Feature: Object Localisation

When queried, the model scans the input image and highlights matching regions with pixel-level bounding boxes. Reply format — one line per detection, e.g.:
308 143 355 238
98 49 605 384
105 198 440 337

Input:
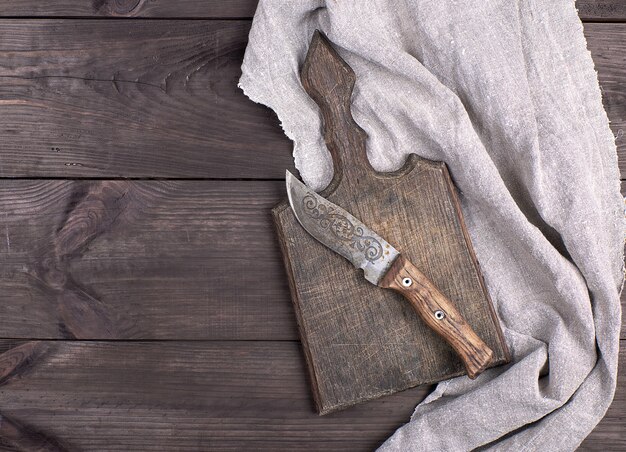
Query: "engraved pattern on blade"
286 171 400 285
301 193 384 262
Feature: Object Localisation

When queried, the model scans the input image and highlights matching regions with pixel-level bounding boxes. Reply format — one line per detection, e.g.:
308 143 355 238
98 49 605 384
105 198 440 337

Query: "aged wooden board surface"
0 340 431 451
585 23 626 176
0 20 624 178
273 32 507 414
0 20 292 179
0 4 621 451
0 180 296 340
0 340 621 451
0 0 619 20
0 179 623 342
577 0 626 21
0 0 258 18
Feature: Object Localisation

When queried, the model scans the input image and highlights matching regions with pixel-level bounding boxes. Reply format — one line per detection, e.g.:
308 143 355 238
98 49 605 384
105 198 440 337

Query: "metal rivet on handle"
434 310 445 320
402 277 412 287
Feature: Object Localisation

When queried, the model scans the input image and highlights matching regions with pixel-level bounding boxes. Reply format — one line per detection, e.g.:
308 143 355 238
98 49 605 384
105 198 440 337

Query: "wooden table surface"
0 1 622 450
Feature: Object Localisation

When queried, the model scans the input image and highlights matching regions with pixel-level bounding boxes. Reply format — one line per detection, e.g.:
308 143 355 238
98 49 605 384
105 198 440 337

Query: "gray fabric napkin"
239 0 624 449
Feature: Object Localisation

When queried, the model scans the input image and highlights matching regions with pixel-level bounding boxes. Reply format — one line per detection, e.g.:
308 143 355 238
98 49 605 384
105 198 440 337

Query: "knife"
286 170 494 379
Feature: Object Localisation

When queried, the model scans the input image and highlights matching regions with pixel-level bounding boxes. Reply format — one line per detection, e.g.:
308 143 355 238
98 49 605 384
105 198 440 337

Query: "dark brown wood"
0 340 432 451
577 0 626 21
380 255 494 379
0 11 620 452
0 180 295 340
584 24 626 177
0 339 621 451
0 414 68 452
0 178 623 343
0 1 619 21
0 0 259 18
274 31 509 414
0 342 69 451
0 21 620 178
0 178 622 343
0 19 293 179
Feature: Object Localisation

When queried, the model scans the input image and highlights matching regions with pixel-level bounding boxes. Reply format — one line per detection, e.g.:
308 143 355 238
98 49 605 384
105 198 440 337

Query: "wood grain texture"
584 23 626 176
0 19 293 178
0 0 620 20
274 32 508 415
0 340 431 451
0 14 620 452
0 343 69 451
0 20 622 178
0 180 295 340
0 339 620 451
0 0 259 18
577 0 626 21
0 178 624 342
380 255 495 379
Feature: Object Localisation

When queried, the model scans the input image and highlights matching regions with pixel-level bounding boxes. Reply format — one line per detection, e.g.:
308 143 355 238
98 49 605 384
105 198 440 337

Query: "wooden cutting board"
273 31 509 415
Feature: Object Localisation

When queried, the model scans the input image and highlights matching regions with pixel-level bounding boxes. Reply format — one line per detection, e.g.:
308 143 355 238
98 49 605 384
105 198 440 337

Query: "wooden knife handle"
380 255 494 379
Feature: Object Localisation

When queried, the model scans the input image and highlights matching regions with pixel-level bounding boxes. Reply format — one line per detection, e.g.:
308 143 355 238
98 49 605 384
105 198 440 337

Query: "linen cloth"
239 0 624 449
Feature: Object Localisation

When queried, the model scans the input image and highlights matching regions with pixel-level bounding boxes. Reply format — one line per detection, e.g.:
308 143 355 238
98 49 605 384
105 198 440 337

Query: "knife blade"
286 170 494 379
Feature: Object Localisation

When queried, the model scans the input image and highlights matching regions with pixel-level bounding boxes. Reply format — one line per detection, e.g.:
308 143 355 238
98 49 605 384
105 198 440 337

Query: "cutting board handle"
301 30 371 189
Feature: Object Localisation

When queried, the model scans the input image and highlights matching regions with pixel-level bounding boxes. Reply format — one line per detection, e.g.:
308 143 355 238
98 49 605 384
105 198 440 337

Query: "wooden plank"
0 340 431 451
0 180 295 340
0 20 293 179
584 24 626 177
0 339 621 450
0 0 259 18
577 0 626 21
0 0 621 20
0 21 623 178
0 178 622 341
